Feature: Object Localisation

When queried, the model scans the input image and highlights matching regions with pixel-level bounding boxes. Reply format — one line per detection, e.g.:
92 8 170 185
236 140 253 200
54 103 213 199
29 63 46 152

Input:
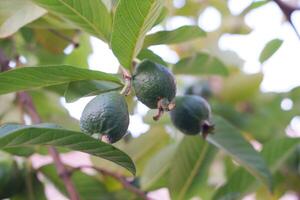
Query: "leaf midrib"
57 0 106 40
177 142 209 200
129 0 160 68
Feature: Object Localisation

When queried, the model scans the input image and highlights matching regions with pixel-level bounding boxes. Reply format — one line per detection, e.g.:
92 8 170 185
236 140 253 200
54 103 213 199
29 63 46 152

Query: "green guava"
133 60 176 120
169 95 213 137
80 92 129 143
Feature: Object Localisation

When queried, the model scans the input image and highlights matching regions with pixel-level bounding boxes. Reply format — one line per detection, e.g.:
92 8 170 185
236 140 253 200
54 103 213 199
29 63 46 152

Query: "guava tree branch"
273 0 300 39
73 165 151 200
17 90 80 200
0 49 80 200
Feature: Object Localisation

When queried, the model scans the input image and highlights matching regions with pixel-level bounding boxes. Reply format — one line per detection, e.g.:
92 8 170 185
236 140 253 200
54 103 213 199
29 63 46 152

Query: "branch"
273 0 300 39
0 48 10 72
0 47 80 200
73 165 151 200
17 91 80 200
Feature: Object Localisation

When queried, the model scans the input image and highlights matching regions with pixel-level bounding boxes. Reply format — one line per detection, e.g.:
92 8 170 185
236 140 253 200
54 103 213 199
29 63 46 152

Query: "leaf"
40 164 114 200
213 138 300 200
0 0 46 38
220 72 263 102
64 80 122 103
207 116 272 191
30 90 79 129
0 124 136 175
173 53 228 76
34 29 76 53
111 0 164 69
32 0 112 41
169 136 216 200
0 65 123 95
141 144 176 190
64 34 92 68
143 25 206 47
137 48 168 66
259 39 283 63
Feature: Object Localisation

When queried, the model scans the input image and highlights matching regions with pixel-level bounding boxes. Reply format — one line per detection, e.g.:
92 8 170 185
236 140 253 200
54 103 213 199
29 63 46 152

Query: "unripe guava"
80 92 129 143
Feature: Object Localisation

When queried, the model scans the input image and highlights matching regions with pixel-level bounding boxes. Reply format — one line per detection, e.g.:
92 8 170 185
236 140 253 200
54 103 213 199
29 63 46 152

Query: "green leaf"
64 80 122 103
141 144 176 190
173 53 229 76
259 39 283 63
40 164 114 200
0 124 136 175
32 0 112 41
213 138 300 200
64 34 92 68
111 0 164 69
0 0 46 38
137 49 168 66
207 116 272 191
220 72 263 102
169 136 216 200
143 25 206 47
0 65 123 95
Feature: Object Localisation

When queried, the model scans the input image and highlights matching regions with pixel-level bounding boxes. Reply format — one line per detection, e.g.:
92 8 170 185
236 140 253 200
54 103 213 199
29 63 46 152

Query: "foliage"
0 0 299 199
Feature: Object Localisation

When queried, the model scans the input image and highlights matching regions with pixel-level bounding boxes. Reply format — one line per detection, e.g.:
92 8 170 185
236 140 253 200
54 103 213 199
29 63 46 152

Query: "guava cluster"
80 59 213 143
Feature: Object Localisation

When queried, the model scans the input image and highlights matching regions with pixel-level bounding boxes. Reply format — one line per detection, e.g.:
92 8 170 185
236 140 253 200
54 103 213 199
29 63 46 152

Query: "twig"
17 91 80 200
0 47 80 200
0 49 10 72
73 165 151 200
273 0 300 39
48 29 80 48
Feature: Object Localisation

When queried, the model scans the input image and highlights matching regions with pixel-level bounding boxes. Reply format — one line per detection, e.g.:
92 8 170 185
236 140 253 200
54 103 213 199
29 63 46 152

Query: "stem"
48 29 80 48
17 89 80 200
74 165 151 200
273 0 300 40
120 67 132 96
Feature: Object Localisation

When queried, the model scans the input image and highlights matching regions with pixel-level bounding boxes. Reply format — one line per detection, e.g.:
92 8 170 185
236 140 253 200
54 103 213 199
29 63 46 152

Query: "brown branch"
17 91 80 200
73 165 151 200
48 29 80 48
0 47 80 200
0 49 10 72
273 0 300 39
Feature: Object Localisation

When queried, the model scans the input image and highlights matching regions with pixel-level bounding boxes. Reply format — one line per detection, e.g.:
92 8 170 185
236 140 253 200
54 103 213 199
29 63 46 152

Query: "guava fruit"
132 60 176 120
170 95 213 137
0 152 24 198
80 92 129 143
185 81 212 99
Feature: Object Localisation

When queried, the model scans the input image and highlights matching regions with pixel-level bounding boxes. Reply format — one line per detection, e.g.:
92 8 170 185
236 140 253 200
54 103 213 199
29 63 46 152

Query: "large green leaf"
0 124 136 175
64 80 122 103
213 138 300 200
111 0 164 69
207 116 272 190
173 53 228 76
169 136 216 200
143 25 206 47
0 65 123 95
0 0 46 38
32 0 112 41
259 39 283 63
141 144 177 190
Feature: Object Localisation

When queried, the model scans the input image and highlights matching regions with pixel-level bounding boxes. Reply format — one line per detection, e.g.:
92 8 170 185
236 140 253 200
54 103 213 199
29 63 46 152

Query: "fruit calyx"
120 67 132 96
153 97 175 121
201 120 214 139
